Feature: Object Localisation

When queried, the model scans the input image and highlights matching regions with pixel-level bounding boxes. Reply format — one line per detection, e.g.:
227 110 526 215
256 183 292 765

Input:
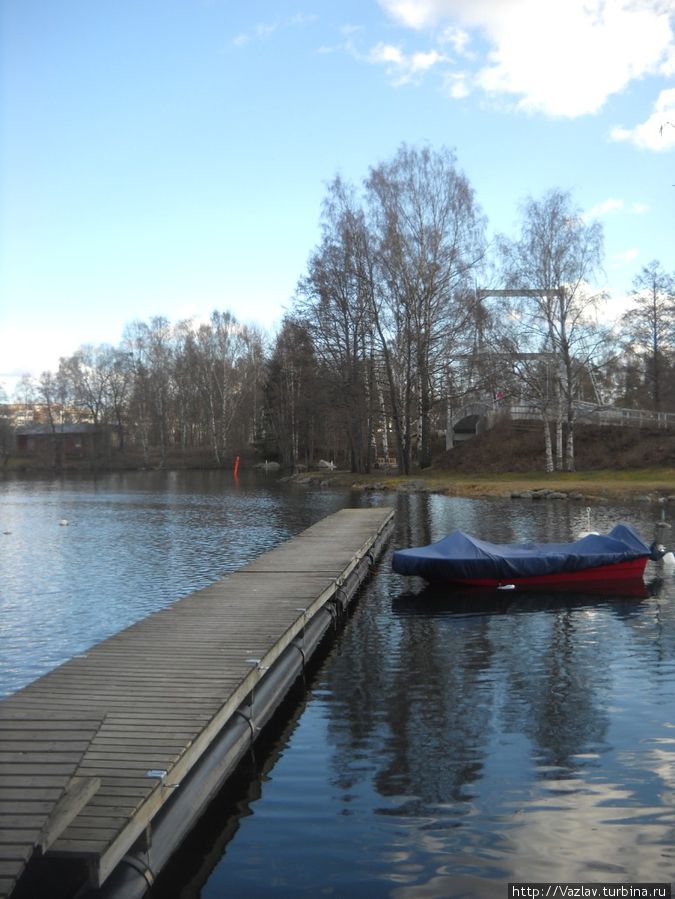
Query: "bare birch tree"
498 189 605 471
366 145 486 470
620 260 675 412
122 317 175 466
296 176 377 473
266 318 319 469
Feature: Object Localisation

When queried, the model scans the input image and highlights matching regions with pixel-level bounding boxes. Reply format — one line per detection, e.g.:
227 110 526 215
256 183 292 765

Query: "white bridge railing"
573 401 675 429
508 401 675 429
449 400 675 444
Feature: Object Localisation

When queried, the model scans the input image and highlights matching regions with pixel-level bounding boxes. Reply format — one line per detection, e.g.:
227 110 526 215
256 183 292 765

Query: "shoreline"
3 460 674 503
290 468 675 502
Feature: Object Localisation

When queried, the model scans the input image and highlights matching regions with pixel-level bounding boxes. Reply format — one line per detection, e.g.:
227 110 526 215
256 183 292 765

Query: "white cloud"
661 45 675 75
366 42 448 84
610 87 675 149
233 13 316 47
438 25 472 55
0 323 84 395
255 21 278 40
411 49 445 71
369 42 405 66
289 13 317 27
588 198 625 217
585 198 651 221
379 0 443 29
444 70 471 98
612 248 641 262
376 0 675 118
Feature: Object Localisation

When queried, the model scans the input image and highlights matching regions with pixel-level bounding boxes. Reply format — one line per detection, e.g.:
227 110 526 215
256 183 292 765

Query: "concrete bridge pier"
446 402 498 450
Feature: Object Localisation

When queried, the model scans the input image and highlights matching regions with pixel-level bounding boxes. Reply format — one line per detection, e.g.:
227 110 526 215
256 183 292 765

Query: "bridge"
446 400 675 448
446 286 675 445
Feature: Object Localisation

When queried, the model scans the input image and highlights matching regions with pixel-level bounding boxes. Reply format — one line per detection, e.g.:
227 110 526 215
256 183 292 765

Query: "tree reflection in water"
310 492 675 894
132 486 675 897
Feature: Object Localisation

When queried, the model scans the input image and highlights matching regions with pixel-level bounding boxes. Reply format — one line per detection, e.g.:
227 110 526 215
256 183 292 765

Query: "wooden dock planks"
0 708 103 899
0 507 394 896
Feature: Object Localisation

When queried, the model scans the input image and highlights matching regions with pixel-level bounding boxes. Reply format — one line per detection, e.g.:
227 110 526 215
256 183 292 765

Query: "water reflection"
2 475 675 897
0 470 350 697
179 490 675 898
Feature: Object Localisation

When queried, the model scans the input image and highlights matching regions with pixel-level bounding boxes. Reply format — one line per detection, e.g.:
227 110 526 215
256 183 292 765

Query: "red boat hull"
448 557 648 591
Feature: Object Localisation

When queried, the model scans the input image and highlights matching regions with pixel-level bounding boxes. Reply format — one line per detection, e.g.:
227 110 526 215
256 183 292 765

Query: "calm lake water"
2 471 675 898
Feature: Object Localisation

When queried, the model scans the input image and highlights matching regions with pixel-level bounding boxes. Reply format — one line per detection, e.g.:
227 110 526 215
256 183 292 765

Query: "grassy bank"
304 467 675 500
314 421 675 500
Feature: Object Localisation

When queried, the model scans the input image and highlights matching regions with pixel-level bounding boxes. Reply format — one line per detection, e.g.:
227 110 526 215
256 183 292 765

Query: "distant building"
15 423 114 463
0 403 93 428
0 403 53 427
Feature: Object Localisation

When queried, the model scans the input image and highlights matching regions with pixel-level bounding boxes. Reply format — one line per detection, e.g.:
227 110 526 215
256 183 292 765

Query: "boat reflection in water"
391 576 663 615
5 475 674 898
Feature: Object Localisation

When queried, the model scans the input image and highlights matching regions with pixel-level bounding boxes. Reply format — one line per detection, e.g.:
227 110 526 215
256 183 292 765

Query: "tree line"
9 145 675 473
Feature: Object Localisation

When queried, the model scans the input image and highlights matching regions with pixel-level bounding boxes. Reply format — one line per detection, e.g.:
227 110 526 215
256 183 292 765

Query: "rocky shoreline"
285 471 675 505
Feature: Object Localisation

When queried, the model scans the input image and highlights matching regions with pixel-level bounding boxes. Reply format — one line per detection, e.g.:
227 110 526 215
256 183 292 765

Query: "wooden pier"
0 507 394 899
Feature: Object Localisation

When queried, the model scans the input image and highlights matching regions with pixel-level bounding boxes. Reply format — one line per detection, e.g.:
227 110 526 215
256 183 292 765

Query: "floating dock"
0 507 394 899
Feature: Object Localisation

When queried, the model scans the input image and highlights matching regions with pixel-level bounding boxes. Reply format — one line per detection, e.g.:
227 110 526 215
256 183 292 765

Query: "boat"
391 523 666 590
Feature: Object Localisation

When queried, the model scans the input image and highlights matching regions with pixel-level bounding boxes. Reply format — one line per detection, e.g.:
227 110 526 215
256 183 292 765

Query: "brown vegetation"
435 422 675 473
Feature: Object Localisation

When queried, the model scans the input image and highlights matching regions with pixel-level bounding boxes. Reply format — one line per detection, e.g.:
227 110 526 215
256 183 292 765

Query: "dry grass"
316 421 675 499
327 468 675 499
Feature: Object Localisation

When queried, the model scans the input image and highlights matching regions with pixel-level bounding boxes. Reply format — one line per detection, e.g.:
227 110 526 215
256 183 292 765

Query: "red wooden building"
15 424 109 462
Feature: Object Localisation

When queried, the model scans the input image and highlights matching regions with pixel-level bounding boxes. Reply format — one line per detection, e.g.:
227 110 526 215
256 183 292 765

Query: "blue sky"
2 0 674 397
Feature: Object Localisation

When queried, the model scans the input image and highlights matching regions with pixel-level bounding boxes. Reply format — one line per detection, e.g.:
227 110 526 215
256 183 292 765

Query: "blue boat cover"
391 523 652 582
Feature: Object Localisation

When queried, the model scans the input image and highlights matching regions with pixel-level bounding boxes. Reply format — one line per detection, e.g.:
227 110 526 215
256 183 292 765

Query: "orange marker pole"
234 455 240 478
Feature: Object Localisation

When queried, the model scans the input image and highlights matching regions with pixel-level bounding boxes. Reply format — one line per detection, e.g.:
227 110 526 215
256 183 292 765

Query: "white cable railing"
450 399 675 433
573 401 675 429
